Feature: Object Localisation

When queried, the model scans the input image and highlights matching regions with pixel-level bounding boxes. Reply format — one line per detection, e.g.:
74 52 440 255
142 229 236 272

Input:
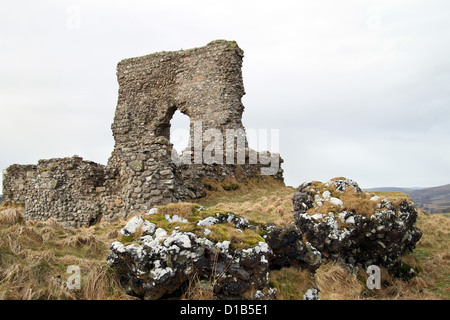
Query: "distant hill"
365 184 450 213
365 187 422 193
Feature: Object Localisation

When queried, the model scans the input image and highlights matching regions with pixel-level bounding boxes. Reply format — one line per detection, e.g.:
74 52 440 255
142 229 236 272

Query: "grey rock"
107 227 273 300
291 178 422 271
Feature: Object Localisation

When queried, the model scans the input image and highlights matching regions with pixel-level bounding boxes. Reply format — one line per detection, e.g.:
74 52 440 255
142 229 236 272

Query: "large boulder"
107 207 275 300
266 223 322 270
290 178 422 271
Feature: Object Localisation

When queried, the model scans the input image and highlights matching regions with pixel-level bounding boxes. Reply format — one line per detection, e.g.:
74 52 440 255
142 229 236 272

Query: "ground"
0 177 448 300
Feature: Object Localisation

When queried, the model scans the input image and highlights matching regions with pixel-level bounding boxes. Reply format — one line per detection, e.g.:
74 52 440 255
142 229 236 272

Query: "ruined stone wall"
2 164 37 204
106 40 283 216
3 156 106 227
2 40 283 226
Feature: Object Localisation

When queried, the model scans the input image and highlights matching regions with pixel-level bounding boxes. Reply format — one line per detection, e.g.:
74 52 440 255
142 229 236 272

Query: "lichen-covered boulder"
107 205 275 300
266 223 322 270
291 178 422 270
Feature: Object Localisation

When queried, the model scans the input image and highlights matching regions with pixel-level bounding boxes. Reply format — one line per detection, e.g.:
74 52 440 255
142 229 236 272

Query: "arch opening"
170 109 191 155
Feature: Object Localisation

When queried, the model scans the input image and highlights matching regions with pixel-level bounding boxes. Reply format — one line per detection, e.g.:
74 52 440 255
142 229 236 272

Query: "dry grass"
306 184 380 219
412 211 450 299
0 206 133 300
0 185 448 300
197 177 296 227
206 223 265 250
314 262 364 300
269 267 315 300
155 202 199 219
374 191 412 202
61 233 103 252
0 208 23 225
83 266 132 300
182 250 230 300
339 187 378 218
310 210 449 300
182 271 215 300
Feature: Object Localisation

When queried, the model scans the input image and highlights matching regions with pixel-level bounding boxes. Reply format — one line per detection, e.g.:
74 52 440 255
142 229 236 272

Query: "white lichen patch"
150 266 174 281
303 288 320 300
260 255 268 264
165 214 188 223
345 216 355 224
121 216 143 236
121 215 156 236
126 244 146 260
155 228 168 239
197 216 219 227
111 241 126 254
146 207 158 215
164 231 192 249
329 197 344 207
241 242 271 262
216 240 231 253
142 220 156 234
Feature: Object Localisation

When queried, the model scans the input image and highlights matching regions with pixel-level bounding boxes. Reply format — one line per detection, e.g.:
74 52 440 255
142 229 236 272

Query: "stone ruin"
1 41 423 300
2 40 283 227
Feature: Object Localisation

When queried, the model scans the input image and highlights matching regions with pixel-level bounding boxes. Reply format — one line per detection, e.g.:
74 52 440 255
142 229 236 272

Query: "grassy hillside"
367 184 450 214
409 184 450 214
0 203 134 300
0 179 448 300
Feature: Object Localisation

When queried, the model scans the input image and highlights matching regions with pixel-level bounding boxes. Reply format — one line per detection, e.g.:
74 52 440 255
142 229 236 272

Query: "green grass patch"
207 223 264 250
134 203 266 250
269 267 315 300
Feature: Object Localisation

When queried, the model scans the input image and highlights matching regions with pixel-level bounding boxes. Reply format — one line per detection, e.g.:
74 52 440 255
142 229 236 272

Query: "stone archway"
106 40 256 215
170 109 191 156
2 40 284 224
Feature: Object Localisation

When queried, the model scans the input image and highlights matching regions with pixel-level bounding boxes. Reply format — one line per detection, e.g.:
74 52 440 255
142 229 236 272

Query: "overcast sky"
1 0 449 189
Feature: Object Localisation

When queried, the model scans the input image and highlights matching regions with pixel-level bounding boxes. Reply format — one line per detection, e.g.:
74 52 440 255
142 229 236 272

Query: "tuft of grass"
314 262 364 300
83 266 133 300
155 203 199 219
138 203 265 250
207 223 265 250
330 177 347 181
0 206 132 300
182 271 215 300
197 177 296 227
143 205 204 236
412 211 450 299
339 187 378 218
0 208 24 225
306 183 379 219
374 191 412 202
269 267 315 300
308 180 325 191
182 250 224 300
